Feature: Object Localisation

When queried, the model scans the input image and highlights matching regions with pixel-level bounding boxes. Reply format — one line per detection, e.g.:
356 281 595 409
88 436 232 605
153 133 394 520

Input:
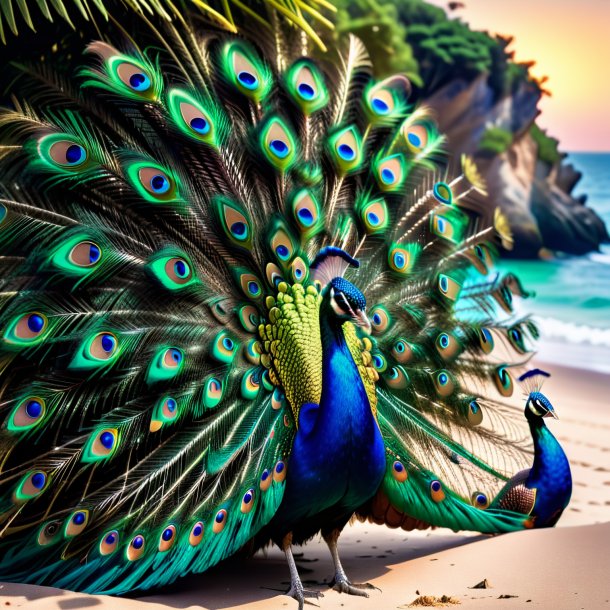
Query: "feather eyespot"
150 396 179 431
391 339 414 364
369 305 391 334
158 525 176 552
3 312 48 345
287 61 328 113
99 530 119 555
203 377 224 409
116 62 152 93
14 470 48 501
126 162 180 204
189 522 204 546
290 257 308 284
238 305 259 333
479 327 494 354
49 140 87 167
435 332 461 360
508 325 527 353
471 492 489 509
7 396 46 431
375 154 406 191
149 252 197 290
273 461 286 483
385 366 408 389
261 118 297 170
70 331 120 369
433 182 453 205
240 489 255 513
438 274 462 301
127 534 146 561
82 428 118 462
212 509 227 534
147 347 185 383
430 480 445 502
291 189 320 234
271 228 295 263
392 460 408 482
236 270 263 301
167 90 217 145
38 520 63 546
329 126 362 172
70 241 102 267
260 469 272 491
494 365 514 397
434 370 455 397
465 399 484 426
224 43 271 101
372 353 388 372
211 331 238 364
241 369 261 400
65 510 89 537
358 198 388 235
271 388 285 410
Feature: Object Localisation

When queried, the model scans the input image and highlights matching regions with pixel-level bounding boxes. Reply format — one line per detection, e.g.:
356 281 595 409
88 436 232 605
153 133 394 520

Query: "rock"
470 579 492 589
422 76 609 258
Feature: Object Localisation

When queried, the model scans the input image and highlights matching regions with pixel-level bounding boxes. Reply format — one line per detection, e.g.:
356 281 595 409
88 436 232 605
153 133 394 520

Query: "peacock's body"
0 11 571 607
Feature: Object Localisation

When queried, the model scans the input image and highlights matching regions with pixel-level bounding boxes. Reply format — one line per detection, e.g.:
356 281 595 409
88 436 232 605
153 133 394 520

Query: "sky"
426 0 610 152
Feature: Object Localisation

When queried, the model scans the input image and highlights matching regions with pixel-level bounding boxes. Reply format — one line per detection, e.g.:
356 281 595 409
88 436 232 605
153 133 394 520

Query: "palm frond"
0 0 336 48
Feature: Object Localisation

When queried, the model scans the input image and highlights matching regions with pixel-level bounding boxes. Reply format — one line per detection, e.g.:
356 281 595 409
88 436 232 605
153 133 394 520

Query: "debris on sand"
407 595 461 607
470 579 492 589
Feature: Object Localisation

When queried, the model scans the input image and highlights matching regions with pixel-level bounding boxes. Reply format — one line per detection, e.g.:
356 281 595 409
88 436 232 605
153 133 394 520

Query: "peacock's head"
525 391 558 421
311 246 371 334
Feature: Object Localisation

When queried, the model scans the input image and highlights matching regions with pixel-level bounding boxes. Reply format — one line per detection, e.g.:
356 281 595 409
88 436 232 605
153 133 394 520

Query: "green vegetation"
478 126 513 154
530 123 562 165
336 0 543 104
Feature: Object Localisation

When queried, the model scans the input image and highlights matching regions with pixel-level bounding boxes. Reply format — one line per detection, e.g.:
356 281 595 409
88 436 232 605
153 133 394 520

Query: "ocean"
500 152 610 373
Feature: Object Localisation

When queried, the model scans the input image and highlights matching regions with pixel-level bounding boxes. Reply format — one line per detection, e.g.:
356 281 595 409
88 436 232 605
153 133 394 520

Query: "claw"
282 532 323 610
331 577 379 597
286 584 324 609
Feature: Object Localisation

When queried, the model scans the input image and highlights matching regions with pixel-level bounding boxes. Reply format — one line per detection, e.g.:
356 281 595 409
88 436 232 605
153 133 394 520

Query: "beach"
1 361 608 610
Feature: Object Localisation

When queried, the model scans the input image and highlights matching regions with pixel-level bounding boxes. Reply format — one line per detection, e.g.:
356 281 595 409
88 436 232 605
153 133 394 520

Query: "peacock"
0 9 572 608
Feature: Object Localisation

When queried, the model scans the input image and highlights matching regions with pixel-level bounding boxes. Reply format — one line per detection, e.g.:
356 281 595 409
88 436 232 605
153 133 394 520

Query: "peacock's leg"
323 528 378 596
282 532 324 609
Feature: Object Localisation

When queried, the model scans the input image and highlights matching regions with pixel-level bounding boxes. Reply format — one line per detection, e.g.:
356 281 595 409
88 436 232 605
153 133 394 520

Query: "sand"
1 361 609 610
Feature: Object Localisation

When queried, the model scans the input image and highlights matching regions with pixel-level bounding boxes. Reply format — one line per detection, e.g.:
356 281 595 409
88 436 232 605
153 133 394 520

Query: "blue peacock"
0 10 572 608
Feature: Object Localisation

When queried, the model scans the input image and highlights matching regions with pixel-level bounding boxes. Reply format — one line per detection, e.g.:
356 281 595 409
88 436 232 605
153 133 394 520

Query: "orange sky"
426 0 610 151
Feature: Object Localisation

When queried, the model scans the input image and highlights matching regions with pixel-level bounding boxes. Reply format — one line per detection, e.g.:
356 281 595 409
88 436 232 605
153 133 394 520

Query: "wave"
535 316 610 349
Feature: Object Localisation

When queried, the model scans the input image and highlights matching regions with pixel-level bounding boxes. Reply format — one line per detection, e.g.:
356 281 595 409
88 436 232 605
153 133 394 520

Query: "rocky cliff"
425 74 609 258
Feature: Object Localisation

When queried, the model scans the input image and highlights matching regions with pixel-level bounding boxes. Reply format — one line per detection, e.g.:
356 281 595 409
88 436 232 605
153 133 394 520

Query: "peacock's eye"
70 331 120 369
240 489 255 513
211 330 238 363
189 522 204 546
158 525 177 552
38 520 63 546
14 470 49 501
99 530 119 555
65 510 89 537
7 396 46 431
126 162 180 204
3 312 49 346
147 346 185 383
49 141 87 166
37 134 90 172
149 252 197 290
82 428 119 462
127 534 146 561
115 61 152 93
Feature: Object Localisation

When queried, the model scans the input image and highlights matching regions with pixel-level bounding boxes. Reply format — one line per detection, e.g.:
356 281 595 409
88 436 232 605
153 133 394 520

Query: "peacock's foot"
285 584 324 609
331 576 379 597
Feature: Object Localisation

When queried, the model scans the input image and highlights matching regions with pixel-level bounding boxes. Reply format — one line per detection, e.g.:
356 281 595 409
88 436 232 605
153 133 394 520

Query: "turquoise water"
500 152 610 372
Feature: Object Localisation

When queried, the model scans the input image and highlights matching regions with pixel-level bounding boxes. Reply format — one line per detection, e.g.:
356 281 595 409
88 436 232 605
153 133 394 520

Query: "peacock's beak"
544 410 559 420
353 309 372 335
